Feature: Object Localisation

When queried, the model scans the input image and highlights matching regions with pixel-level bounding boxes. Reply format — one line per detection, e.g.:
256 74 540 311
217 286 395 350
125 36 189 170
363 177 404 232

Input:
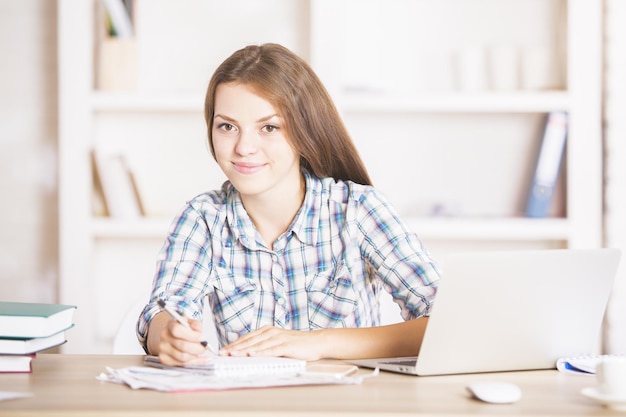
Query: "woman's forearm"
315 317 429 359
220 317 430 361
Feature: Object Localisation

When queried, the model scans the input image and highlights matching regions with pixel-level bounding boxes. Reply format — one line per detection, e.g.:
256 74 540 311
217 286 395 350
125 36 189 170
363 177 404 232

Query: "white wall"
603 0 626 354
0 0 58 303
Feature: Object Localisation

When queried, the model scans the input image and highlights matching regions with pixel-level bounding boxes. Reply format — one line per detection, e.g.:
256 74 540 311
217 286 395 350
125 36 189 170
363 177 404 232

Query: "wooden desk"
0 354 619 416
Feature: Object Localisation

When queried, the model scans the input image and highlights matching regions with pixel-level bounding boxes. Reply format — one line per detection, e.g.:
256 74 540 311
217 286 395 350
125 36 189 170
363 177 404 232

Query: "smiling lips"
233 162 266 175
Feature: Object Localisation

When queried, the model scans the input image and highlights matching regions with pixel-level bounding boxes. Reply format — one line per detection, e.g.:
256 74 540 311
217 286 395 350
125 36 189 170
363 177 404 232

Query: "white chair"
112 298 148 354
112 298 219 354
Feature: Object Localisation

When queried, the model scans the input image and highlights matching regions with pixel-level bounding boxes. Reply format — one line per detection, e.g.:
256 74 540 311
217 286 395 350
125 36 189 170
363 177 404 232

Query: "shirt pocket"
305 261 358 329
211 269 257 340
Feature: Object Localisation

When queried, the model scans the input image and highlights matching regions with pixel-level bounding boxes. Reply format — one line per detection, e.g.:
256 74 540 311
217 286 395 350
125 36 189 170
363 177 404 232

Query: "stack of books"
0 302 77 373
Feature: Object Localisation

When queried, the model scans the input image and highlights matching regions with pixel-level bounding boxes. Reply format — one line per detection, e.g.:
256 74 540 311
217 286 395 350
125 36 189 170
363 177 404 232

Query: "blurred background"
1 0 624 355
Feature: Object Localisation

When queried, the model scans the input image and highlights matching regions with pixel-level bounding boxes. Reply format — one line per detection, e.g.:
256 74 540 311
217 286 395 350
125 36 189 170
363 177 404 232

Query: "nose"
235 129 259 156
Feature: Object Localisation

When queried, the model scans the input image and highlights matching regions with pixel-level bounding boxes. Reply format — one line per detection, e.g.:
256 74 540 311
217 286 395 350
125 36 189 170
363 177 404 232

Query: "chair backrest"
112 298 148 354
112 298 220 354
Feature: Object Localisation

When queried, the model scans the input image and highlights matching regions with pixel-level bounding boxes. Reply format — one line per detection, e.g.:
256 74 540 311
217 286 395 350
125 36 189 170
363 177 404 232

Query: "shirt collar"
224 182 261 250
289 170 319 247
224 170 321 251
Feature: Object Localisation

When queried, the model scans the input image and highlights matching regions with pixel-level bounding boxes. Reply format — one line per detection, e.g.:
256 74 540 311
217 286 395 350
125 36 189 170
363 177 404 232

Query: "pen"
156 298 218 354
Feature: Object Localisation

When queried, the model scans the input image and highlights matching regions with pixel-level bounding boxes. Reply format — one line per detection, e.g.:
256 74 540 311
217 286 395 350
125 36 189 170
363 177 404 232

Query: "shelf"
90 90 569 114
90 91 204 112
405 217 570 241
92 217 171 239
91 216 569 242
339 91 571 114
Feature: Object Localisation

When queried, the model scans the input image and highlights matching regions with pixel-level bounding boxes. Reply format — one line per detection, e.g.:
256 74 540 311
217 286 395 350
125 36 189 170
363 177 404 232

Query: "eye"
261 124 280 133
216 122 236 132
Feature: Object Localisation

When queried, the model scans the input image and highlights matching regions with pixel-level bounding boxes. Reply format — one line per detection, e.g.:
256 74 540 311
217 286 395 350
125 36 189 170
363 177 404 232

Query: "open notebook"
144 355 306 378
348 248 621 376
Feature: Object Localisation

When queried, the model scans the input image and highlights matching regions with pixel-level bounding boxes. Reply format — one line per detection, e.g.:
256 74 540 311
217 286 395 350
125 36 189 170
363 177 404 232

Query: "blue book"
525 111 568 218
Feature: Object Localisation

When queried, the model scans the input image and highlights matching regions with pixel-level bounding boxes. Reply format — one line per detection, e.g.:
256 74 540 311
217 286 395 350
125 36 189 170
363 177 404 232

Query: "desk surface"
0 354 620 416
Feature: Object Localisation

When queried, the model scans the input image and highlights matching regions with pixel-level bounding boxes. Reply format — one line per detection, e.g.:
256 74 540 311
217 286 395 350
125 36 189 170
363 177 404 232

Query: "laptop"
348 248 621 376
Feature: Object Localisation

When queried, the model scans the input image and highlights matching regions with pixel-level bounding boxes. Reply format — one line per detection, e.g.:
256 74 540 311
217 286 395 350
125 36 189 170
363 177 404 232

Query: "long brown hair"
204 43 372 186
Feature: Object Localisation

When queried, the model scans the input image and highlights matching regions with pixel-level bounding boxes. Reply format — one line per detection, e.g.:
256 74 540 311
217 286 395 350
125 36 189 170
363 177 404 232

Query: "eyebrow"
213 114 280 123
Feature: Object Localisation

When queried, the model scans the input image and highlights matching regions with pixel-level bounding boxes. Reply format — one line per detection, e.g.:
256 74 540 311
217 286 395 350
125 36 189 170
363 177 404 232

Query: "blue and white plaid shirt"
138 170 440 349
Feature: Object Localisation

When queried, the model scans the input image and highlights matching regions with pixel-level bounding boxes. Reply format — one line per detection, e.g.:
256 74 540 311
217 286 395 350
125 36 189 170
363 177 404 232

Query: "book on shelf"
0 354 35 373
100 0 134 38
0 301 76 339
0 327 71 355
525 111 568 218
92 150 145 220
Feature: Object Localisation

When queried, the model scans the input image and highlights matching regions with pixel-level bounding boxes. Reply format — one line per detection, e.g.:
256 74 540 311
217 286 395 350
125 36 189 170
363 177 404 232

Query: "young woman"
137 43 440 366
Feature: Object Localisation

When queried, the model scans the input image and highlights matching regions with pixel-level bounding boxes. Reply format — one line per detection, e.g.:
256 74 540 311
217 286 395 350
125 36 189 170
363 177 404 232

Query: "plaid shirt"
137 171 440 349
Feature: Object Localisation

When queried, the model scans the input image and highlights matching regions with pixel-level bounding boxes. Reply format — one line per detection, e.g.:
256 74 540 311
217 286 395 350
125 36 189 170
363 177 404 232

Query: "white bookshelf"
311 0 602 250
338 91 571 113
58 0 603 353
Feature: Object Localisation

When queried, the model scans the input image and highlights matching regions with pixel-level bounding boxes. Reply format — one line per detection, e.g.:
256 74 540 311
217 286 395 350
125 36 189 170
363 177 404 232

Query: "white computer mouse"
466 381 522 404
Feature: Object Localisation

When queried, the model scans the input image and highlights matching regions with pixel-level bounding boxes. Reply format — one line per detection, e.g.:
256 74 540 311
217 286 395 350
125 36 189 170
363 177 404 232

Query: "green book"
0 327 72 355
0 302 77 339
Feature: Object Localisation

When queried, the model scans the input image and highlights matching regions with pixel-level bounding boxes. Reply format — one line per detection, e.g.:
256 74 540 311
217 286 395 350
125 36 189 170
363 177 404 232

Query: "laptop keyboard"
379 359 417 366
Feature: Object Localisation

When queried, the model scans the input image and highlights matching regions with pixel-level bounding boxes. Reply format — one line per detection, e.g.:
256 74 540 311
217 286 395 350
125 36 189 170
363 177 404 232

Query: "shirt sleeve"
136 200 215 351
352 187 440 320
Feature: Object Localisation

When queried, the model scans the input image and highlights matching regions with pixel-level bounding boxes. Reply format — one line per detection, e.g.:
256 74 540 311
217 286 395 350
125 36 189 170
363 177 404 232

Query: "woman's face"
212 82 301 200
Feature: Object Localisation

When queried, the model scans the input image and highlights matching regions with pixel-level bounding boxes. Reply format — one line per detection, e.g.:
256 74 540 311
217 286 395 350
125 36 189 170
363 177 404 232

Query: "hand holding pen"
156 298 218 355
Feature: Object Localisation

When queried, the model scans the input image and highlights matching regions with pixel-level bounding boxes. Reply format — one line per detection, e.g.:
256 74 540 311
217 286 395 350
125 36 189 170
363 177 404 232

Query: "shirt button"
277 298 286 306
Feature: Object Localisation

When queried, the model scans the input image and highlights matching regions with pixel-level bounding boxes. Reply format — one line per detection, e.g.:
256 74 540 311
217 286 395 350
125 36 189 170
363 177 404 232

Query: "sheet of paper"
0 391 33 402
97 365 375 392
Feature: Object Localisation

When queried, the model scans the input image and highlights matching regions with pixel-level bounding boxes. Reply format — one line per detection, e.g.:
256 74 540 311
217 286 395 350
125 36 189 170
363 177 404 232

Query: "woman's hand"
220 325 325 361
148 312 210 366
